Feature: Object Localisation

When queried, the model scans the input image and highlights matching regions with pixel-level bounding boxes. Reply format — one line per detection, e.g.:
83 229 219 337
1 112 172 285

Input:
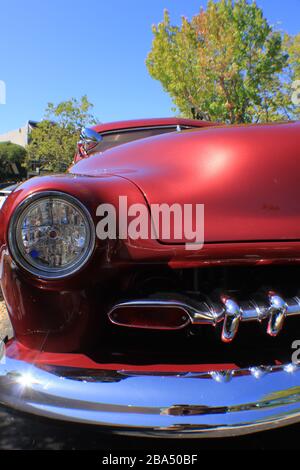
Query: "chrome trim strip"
267 293 287 337
1 352 300 437
220 296 241 343
0 196 7 210
109 292 300 343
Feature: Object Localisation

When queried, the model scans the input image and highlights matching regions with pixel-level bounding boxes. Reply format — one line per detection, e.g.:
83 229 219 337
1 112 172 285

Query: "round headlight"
8 192 95 279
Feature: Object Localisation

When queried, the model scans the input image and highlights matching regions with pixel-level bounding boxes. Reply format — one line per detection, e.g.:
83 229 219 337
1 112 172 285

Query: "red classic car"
1 117 300 438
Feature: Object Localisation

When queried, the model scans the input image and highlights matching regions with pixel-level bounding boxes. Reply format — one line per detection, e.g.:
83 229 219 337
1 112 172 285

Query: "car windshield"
93 126 179 152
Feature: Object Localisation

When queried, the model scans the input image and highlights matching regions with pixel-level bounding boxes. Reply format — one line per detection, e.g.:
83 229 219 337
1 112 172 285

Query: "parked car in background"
1 118 300 439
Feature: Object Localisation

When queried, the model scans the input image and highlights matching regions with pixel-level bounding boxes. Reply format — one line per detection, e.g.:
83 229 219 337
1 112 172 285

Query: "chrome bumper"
1 351 300 438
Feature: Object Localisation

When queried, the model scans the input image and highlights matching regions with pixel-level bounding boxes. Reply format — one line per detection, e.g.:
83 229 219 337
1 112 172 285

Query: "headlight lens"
9 192 95 279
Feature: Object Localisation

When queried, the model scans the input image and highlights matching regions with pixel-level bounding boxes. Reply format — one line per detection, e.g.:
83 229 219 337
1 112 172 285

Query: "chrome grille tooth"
267 292 288 337
249 366 272 379
210 371 233 383
283 363 298 374
220 296 241 343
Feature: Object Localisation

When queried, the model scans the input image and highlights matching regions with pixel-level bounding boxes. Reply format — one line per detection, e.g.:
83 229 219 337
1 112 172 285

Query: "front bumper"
1 347 300 438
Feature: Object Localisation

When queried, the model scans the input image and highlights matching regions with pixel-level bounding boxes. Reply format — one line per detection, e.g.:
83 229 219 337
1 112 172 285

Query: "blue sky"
0 0 299 134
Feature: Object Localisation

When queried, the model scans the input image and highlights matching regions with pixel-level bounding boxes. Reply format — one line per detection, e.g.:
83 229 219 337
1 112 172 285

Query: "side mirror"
79 128 103 155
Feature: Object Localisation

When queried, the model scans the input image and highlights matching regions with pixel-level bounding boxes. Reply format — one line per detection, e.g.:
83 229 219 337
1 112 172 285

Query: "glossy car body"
1 118 300 438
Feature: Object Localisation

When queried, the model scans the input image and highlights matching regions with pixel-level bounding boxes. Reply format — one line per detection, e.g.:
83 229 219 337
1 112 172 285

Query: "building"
0 121 40 182
0 121 38 147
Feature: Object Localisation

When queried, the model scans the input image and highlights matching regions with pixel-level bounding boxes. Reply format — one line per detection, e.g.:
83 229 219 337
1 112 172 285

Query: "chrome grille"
109 291 300 343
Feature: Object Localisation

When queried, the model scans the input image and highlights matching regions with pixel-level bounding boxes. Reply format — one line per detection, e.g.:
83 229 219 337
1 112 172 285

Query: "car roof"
92 117 217 134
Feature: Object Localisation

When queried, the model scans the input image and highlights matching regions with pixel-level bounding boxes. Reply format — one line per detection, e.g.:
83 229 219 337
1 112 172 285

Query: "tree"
146 0 298 124
0 142 26 182
285 33 300 80
26 96 97 172
283 33 300 118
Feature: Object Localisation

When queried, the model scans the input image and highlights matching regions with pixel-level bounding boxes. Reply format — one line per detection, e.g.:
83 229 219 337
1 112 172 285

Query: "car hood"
71 121 300 244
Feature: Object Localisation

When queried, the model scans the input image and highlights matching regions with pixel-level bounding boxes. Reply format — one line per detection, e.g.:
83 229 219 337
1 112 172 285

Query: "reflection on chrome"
1 351 300 437
249 366 271 380
16 371 37 389
210 371 233 383
0 341 5 365
284 363 298 374
8 192 95 279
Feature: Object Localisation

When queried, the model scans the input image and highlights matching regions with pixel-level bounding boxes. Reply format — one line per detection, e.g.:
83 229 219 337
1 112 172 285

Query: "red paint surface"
73 121 300 243
6 339 237 372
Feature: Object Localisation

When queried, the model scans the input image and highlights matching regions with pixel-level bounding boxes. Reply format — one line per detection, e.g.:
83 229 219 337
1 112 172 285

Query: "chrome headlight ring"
8 191 96 280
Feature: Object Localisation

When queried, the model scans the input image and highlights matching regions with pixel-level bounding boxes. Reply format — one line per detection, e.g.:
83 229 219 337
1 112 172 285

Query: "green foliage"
26 96 97 172
0 142 26 182
285 33 300 80
146 0 299 123
283 33 300 119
